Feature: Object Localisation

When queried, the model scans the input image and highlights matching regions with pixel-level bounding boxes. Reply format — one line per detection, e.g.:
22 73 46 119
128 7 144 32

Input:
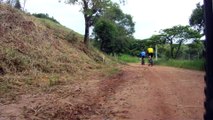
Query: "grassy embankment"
0 4 118 101
117 54 140 63
116 54 204 71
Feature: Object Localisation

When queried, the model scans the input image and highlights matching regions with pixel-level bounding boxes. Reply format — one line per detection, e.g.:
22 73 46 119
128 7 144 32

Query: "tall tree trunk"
83 0 89 47
170 40 174 58
174 41 183 59
100 40 105 52
84 18 89 47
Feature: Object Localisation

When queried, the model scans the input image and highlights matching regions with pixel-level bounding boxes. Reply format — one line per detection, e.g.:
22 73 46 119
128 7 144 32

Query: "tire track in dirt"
0 70 128 120
105 64 205 120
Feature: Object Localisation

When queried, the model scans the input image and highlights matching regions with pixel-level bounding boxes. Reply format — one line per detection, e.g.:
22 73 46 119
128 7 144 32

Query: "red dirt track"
0 64 205 120
107 64 205 120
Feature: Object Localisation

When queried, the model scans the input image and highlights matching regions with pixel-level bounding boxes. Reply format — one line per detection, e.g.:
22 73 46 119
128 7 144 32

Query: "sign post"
155 45 158 61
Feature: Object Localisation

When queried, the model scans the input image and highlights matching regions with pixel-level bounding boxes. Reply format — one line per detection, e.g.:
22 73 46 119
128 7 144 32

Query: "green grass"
117 54 140 63
36 18 83 40
38 18 70 32
155 59 204 71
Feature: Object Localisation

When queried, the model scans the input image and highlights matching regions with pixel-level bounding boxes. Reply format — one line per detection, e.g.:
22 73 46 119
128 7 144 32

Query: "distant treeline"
32 13 60 24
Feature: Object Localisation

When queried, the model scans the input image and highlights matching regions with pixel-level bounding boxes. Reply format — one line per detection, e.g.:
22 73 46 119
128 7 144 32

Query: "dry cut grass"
0 4 115 102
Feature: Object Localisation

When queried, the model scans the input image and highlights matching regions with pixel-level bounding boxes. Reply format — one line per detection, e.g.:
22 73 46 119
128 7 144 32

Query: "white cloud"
24 0 84 34
120 0 203 39
23 0 203 39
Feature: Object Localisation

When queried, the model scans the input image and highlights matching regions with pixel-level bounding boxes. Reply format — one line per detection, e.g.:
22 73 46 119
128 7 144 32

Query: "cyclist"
139 50 146 65
147 47 154 66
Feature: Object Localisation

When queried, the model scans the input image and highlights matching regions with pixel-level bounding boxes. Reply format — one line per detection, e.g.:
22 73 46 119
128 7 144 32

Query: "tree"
189 3 204 34
128 39 147 56
93 18 117 53
62 0 110 47
188 39 204 59
101 3 135 36
160 25 201 59
93 2 135 54
148 34 165 46
93 18 132 54
14 0 21 9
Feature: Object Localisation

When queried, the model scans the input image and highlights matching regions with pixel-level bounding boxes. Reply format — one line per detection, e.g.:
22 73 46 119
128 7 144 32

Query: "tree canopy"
160 25 201 59
189 3 204 33
93 18 118 53
93 2 135 54
14 0 21 9
62 0 111 46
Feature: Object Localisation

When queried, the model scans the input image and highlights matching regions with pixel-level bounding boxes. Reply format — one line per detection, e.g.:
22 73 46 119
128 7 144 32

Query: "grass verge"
155 59 204 71
117 54 140 63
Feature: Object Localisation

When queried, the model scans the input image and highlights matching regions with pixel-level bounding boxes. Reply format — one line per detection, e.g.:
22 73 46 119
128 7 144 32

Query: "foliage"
62 0 111 46
189 3 204 33
14 0 21 9
101 3 135 36
160 25 201 59
187 39 204 59
32 13 60 24
93 2 135 55
117 54 140 63
128 25 203 61
128 39 147 56
148 34 165 46
93 18 117 53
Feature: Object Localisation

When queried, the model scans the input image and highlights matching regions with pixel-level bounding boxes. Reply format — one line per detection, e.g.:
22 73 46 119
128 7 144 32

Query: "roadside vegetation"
155 59 204 71
117 54 140 63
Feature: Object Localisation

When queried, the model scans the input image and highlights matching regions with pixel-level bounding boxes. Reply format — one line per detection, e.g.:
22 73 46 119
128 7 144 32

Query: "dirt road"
103 64 205 120
0 64 205 120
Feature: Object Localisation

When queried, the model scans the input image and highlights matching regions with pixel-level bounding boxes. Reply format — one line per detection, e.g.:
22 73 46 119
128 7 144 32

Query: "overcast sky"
23 0 203 39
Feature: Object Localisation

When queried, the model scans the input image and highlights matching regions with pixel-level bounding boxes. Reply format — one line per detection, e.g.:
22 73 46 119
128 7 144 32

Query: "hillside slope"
0 5 111 99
